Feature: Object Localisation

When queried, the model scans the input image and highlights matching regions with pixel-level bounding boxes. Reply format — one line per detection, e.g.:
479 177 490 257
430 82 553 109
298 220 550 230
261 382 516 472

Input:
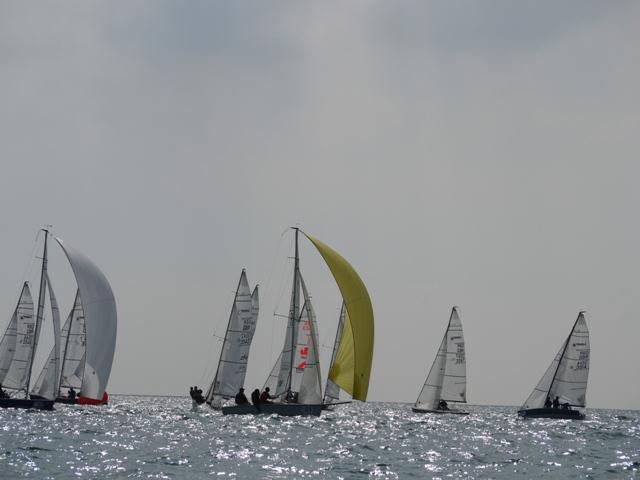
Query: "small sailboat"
203 269 259 409
222 228 374 417
0 229 117 409
413 307 468 415
518 311 589 420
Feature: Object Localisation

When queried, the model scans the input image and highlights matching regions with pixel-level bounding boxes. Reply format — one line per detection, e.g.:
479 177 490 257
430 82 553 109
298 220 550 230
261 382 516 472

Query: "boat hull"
222 403 322 417
518 408 585 420
412 407 469 415
0 398 54 410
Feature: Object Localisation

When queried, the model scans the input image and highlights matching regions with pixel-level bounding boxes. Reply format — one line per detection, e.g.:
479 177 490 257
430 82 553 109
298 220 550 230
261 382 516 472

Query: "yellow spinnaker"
303 233 374 401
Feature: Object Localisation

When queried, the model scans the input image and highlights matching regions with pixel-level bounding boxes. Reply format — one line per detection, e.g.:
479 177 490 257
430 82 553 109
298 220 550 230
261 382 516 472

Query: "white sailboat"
0 229 117 409
413 307 468 415
322 303 352 407
518 311 589 420
203 269 259 409
223 228 375 417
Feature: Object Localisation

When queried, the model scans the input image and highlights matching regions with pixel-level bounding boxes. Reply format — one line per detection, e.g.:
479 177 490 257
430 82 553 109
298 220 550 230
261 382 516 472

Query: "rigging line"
4 231 42 328
268 233 295 367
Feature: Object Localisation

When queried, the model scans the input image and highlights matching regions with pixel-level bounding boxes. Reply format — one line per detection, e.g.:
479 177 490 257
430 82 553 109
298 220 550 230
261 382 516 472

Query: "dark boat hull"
222 403 322 417
0 398 54 410
31 394 78 405
412 407 469 415
518 408 585 420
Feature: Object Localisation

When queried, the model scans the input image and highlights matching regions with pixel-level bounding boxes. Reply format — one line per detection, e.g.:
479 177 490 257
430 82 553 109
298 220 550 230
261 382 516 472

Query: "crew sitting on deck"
68 387 77 399
437 399 449 411
251 389 261 406
235 388 249 405
544 396 552 408
561 402 571 410
0 383 8 399
260 387 275 404
190 386 205 404
552 396 560 409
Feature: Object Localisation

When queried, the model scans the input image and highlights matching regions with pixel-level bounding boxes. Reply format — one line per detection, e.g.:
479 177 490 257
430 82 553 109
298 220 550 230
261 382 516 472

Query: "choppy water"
1 396 639 479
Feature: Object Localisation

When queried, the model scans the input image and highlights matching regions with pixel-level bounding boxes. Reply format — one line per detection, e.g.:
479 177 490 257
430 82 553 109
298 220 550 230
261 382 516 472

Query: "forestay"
0 283 34 390
205 271 259 408
55 236 117 400
521 312 590 409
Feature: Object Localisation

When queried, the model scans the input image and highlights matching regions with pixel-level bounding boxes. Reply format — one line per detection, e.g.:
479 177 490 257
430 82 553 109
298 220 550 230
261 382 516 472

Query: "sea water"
0 396 638 478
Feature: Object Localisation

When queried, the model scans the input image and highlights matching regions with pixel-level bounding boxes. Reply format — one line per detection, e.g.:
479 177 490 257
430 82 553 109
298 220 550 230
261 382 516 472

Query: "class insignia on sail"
412 307 469 415
517 311 590 420
0 229 117 410
222 228 375 417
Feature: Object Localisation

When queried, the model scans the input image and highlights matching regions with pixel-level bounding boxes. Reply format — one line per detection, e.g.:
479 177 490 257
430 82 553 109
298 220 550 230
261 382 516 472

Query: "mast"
287 227 300 398
25 228 49 397
546 311 584 401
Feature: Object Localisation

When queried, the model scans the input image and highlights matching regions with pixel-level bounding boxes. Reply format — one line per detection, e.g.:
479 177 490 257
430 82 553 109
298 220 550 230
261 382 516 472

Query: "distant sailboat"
413 307 468 415
223 228 374 417
203 269 259 409
518 311 589 420
0 229 117 410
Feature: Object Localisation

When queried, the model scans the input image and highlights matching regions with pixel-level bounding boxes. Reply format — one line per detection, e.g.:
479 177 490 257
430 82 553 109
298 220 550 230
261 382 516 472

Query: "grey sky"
1 1 639 409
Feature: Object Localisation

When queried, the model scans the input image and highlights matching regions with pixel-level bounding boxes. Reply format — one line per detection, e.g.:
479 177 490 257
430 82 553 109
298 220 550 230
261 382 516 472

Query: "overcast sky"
1 1 639 409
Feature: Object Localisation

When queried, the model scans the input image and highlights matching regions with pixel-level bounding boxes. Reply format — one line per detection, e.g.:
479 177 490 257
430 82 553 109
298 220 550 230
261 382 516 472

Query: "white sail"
0 283 34 389
440 307 466 403
205 271 258 408
414 332 447 410
55 236 117 400
521 312 590 409
298 278 322 405
59 291 87 393
30 273 62 400
323 304 346 404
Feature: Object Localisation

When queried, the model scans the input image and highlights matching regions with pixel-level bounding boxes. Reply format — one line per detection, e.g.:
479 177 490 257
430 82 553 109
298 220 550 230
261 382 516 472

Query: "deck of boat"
412 407 469 415
518 408 585 420
222 403 322 417
0 398 55 410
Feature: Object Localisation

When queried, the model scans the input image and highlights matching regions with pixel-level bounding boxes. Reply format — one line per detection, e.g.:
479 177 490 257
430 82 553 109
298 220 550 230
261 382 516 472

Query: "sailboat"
0 229 117 409
203 269 259 409
413 307 468 415
518 311 589 420
222 228 374 417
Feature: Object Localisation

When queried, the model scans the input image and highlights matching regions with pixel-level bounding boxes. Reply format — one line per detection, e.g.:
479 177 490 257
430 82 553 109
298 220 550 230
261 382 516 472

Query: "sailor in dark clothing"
0 383 8 399
251 388 261 406
552 396 560 409
235 388 249 405
189 386 205 404
437 399 449 411
260 387 275 404
544 396 552 408
68 387 77 399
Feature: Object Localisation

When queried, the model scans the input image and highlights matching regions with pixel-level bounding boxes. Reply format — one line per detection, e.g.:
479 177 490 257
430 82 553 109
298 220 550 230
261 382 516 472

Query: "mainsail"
205 270 259 408
0 283 34 391
521 312 590 409
414 307 466 410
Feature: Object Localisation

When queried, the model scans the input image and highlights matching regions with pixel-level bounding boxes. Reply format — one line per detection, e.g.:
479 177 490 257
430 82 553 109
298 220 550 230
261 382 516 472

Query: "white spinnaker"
59 291 87 392
30 274 62 400
440 308 466 403
521 313 590 409
205 271 258 407
55 236 116 400
298 279 322 405
0 283 33 388
323 304 346 404
414 332 447 410
2 283 36 390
